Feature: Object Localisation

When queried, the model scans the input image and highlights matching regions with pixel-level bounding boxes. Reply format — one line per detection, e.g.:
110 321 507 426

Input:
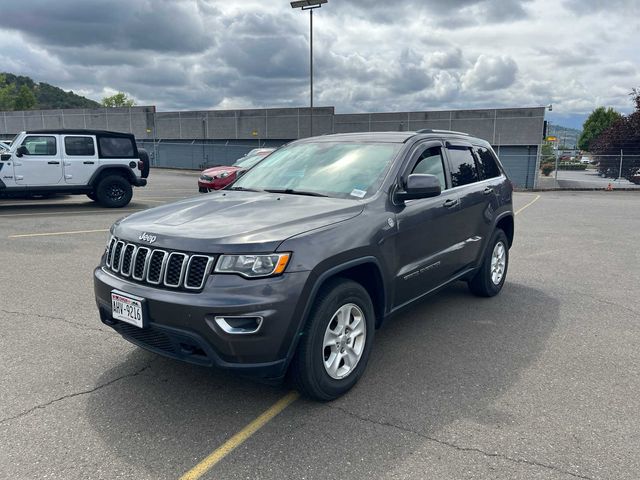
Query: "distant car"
631 169 640 185
580 156 591 164
198 148 275 192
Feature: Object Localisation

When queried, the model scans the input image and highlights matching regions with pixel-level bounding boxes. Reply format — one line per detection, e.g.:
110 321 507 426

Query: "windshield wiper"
264 188 329 197
227 186 262 192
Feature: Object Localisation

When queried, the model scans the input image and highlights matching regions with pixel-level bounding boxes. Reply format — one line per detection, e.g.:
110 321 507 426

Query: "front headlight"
214 253 291 278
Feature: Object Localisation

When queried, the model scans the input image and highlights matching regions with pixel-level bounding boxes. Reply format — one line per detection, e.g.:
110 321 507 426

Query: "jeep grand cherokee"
94 130 514 400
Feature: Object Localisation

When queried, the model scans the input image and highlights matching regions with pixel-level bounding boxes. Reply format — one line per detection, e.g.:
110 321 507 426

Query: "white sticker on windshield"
350 189 367 198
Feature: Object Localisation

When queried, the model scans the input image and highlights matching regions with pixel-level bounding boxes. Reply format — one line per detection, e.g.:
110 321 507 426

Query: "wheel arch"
284 257 388 371
89 166 136 188
495 213 514 247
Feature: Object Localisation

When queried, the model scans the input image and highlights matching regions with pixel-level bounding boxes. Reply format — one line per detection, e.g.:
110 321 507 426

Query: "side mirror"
16 146 28 157
395 174 442 202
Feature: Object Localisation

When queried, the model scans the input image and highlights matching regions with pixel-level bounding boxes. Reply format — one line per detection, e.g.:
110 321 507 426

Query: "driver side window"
411 146 446 189
22 136 57 156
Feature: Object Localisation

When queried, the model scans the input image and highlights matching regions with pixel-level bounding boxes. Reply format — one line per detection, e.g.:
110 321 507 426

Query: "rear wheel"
468 229 509 297
95 175 133 208
290 278 375 401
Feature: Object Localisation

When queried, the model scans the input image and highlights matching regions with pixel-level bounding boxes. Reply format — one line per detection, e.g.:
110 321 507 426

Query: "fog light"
214 316 263 334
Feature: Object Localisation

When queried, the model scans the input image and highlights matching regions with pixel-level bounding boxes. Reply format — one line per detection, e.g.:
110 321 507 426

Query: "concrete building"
1 105 545 188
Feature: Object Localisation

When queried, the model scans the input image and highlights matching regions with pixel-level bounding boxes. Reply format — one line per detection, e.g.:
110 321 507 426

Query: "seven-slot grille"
105 237 214 291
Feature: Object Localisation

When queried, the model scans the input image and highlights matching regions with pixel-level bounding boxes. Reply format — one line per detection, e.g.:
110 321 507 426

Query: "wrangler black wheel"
96 175 132 208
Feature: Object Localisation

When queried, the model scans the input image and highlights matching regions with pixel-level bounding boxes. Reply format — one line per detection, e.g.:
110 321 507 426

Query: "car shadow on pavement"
85 281 558 479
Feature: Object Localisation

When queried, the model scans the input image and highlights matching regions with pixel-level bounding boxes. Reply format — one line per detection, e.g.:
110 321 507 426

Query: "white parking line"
9 229 109 238
0 208 142 218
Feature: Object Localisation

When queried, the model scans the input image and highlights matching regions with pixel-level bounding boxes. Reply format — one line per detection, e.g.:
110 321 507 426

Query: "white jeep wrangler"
0 129 149 207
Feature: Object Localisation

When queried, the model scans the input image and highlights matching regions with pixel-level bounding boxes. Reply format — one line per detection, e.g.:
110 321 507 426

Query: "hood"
114 190 364 253
201 165 240 177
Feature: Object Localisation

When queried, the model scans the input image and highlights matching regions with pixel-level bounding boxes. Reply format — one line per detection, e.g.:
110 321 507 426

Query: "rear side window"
64 136 95 156
411 146 446 189
98 137 135 158
447 146 480 187
22 136 56 156
474 146 502 179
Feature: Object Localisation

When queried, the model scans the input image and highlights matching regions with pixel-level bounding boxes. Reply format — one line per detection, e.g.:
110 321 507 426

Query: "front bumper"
94 267 310 379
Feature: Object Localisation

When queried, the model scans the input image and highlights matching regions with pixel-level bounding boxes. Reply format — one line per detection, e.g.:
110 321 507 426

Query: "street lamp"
291 0 328 137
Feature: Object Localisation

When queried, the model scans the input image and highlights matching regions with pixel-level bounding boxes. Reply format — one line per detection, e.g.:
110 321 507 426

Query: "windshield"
231 142 401 199
234 154 266 169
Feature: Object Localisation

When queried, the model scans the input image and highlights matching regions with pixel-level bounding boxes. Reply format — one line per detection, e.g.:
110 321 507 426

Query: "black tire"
468 228 509 297
290 278 375 401
95 175 133 208
86 192 97 201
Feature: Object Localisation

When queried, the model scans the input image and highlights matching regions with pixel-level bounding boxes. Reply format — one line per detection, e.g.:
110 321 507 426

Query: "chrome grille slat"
164 252 188 287
105 237 215 292
120 244 137 277
132 247 150 281
106 237 116 267
185 255 214 290
111 241 125 273
147 250 168 285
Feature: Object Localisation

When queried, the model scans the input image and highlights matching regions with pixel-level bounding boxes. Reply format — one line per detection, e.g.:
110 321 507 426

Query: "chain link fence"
136 140 285 171
537 153 640 189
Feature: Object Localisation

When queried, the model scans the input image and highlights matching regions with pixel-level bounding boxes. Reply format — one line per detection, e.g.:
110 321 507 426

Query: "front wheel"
95 175 133 208
290 279 375 401
468 229 509 297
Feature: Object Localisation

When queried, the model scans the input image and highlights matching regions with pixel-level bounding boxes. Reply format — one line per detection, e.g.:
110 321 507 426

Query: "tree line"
579 89 640 180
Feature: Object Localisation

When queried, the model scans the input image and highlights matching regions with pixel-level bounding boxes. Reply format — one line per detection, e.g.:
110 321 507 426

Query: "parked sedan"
198 148 275 192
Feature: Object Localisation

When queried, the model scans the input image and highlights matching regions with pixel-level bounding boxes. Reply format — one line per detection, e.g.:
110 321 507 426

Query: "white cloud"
461 55 519 91
0 0 637 123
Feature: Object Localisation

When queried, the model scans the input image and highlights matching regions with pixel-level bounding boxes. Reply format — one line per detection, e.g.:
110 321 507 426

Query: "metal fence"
536 154 640 189
137 140 286 171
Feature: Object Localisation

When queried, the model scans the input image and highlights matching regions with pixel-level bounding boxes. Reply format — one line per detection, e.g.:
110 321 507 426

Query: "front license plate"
111 291 145 328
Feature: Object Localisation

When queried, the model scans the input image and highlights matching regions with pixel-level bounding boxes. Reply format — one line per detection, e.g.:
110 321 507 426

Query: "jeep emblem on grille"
138 232 157 244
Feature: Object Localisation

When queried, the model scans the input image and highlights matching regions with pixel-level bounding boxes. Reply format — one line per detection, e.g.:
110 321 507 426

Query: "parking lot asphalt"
543 168 640 189
1 170 639 480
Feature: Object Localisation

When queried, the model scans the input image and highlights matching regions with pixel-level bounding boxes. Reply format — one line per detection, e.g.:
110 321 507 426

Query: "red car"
198 148 275 192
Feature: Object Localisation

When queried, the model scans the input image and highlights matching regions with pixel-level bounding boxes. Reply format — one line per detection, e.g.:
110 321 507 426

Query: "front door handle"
483 187 494 195
48 161 60 165
443 199 458 209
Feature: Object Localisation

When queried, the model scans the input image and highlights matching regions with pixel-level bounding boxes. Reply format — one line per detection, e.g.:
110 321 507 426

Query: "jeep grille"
105 236 214 291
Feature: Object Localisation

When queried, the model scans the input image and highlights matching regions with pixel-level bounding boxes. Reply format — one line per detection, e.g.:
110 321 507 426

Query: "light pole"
291 0 327 137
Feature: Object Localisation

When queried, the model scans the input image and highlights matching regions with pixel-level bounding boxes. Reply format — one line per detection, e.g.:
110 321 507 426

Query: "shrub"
540 162 554 176
557 162 588 170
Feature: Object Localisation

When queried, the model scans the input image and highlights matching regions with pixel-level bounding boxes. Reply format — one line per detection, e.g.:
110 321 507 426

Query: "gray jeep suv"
94 130 514 400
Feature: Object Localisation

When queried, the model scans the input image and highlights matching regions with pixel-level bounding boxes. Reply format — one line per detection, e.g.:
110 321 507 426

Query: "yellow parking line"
515 194 540 216
179 391 299 480
9 228 109 238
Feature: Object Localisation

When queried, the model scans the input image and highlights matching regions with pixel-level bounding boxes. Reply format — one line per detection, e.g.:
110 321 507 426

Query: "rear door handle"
443 199 458 209
48 161 60 165
483 187 494 195
83 161 95 164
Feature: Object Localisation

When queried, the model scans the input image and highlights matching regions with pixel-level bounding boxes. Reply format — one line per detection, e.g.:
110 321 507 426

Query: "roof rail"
415 129 469 136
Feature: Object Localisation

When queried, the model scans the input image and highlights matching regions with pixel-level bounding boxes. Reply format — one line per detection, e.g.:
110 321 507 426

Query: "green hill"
0 73 100 111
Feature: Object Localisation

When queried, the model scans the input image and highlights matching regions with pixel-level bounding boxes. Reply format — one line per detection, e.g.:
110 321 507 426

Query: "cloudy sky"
0 0 638 128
